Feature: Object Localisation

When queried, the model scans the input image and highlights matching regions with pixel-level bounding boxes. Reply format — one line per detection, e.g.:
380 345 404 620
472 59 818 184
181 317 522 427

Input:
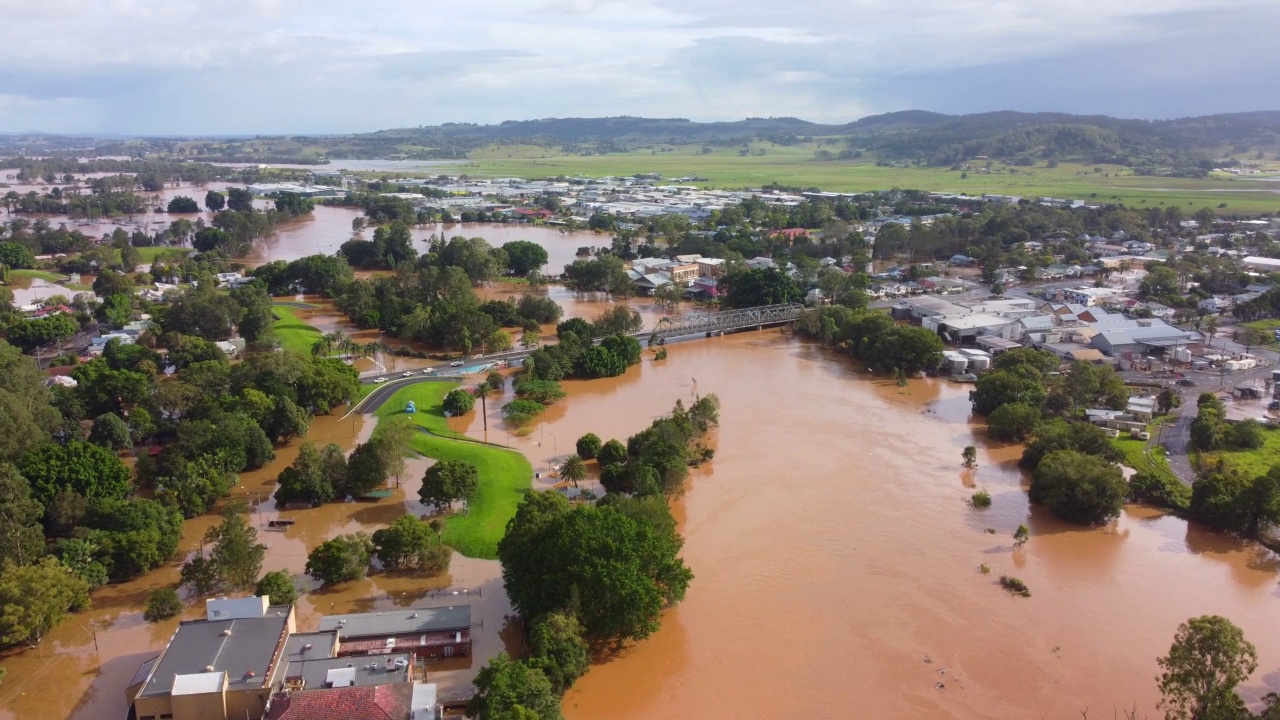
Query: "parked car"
1178 378 1197 387
1268 400 1280 411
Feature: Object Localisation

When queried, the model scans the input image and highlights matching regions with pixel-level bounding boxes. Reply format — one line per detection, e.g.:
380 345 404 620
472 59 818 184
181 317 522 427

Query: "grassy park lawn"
1201 426 1280 478
375 382 533 559
272 305 322 355
11 269 72 283
135 246 193 262
1111 435 1177 479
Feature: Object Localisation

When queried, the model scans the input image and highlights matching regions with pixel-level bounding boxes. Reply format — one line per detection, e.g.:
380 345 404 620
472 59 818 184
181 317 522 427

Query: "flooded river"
4 200 1280 719
461 329 1279 720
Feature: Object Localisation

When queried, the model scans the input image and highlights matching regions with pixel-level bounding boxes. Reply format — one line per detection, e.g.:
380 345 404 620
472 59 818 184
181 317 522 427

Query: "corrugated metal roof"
140 606 292 698
318 606 470 640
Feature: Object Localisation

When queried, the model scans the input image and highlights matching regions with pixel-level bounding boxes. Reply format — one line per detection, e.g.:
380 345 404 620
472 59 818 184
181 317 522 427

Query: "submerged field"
450 142 1280 214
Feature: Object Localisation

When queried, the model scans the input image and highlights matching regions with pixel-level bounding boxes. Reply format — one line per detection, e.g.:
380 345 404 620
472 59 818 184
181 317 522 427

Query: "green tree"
971 368 1048 416
1157 615 1256 720
372 514 451 575
467 652 564 720
52 538 108 588
485 371 505 393
0 340 62 464
205 508 265 591
558 455 587 489
0 242 35 269
204 190 225 212
529 611 590 695
166 196 199 213
180 555 221 597
961 445 977 468
419 460 479 509
865 326 944 375
274 442 336 508
597 439 628 468
986 403 1041 441
341 440 390 497
0 464 45 568
498 495 693 646
305 533 374 585
575 433 602 460
88 412 132 450
254 570 298 606
18 441 131 508
0 557 90 647
719 266 803 309
143 587 183 622
1029 450 1127 525
501 240 549 276
443 388 476 415
653 282 683 310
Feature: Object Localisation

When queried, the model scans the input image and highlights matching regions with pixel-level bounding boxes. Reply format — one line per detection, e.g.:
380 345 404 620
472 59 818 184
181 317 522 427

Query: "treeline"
470 395 718 719
523 310 645 381
795 305 945 377
0 268 363 647
1 158 235 185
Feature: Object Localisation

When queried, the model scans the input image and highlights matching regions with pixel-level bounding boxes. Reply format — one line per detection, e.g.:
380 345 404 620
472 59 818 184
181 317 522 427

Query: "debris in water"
935 682 946 690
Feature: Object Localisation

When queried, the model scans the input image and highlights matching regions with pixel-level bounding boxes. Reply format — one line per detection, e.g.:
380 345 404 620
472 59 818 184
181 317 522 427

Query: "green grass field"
1201 425 1280 478
1242 319 1280 349
135 246 193 262
1111 435 1177 481
12 268 73 283
272 304 322 355
375 383 533 559
10 268 92 292
441 142 1280 214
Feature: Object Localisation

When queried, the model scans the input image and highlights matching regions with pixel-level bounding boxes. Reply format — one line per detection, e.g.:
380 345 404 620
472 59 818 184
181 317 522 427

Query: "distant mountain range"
5 110 1280 176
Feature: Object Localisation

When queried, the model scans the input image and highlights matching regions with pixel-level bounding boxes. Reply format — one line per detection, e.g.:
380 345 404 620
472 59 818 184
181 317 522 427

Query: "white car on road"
402 370 415 377
374 377 388 383
450 361 464 367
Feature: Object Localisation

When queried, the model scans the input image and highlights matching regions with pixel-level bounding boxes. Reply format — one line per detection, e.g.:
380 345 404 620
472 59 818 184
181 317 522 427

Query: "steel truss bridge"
649 303 804 342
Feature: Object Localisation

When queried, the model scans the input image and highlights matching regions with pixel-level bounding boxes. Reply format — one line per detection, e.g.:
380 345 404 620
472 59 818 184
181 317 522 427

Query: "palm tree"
558 455 587 489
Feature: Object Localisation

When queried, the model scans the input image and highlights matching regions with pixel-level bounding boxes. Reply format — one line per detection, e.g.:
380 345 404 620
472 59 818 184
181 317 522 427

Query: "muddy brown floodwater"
446 330 1280 720
5 205 1280 718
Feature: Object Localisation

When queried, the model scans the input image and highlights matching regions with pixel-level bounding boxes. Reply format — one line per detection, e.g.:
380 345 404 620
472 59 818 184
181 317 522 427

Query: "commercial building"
128 598 445 720
317 606 472 660
128 597 296 720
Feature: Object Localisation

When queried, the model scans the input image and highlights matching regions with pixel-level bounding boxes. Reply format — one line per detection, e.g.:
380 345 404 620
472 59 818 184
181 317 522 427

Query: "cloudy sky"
0 0 1276 135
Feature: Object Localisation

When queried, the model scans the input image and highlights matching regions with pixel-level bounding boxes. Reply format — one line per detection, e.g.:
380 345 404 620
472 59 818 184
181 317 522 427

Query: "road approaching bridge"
347 302 806 415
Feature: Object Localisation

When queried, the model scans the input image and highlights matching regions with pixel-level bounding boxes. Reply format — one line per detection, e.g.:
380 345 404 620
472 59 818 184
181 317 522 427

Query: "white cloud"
0 0 1274 133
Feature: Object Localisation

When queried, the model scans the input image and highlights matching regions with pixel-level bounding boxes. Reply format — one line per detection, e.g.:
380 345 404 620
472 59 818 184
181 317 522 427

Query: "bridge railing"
650 302 804 340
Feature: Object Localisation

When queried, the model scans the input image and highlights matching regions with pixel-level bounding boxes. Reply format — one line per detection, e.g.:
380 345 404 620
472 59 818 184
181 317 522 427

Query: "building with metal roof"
317 606 471 661
281 653 414 692
130 597 296 720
